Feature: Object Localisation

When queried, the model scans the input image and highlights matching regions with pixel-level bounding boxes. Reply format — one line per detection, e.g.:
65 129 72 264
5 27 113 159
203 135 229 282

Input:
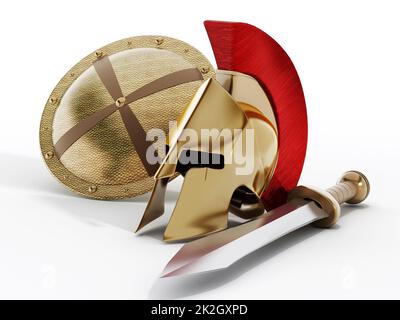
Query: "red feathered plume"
204 20 308 210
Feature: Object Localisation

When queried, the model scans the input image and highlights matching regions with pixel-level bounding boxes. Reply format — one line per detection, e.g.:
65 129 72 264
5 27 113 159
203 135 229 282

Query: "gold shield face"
40 36 215 199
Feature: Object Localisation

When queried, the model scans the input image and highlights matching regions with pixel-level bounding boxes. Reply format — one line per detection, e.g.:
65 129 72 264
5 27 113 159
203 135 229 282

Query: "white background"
0 0 399 299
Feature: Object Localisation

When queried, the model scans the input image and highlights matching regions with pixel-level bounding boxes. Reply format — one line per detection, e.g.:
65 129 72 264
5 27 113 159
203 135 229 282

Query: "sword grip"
288 171 370 228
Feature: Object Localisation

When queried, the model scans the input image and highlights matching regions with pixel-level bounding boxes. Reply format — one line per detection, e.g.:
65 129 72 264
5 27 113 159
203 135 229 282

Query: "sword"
161 171 370 277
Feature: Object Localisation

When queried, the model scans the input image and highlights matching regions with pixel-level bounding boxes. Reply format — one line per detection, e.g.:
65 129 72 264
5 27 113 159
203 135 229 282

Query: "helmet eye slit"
176 149 224 175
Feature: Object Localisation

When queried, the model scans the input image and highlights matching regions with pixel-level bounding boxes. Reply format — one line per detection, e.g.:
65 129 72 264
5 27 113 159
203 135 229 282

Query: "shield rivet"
95 51 104 58
115 97 126 108
88 185 97 193
45 151 54 160
155 38 164 46
200 66 210 74
49 97 58 105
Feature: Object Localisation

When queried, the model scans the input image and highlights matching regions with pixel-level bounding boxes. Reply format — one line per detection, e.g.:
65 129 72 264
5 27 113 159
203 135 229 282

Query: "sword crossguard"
288 171 370 228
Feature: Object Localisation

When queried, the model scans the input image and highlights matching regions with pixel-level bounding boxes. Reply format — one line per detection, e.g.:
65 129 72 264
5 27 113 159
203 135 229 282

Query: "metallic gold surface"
135 178 168 231
216 70 277 130
40 36 215 199
216 70 277 215
336 170 370 204
115 97 126 108
137 79 278 242
44 151 54 160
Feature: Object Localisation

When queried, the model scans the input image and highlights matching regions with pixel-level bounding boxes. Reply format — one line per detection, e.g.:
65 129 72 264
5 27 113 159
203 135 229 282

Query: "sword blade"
161 200 327 277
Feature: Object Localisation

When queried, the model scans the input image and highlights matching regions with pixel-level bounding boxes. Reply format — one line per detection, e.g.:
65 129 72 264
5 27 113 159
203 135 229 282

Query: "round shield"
40 36 215 199
205 20 308 211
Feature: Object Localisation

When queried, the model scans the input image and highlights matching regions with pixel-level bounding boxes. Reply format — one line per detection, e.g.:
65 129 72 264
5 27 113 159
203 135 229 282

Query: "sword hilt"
288 171 370 228
327 171 370 205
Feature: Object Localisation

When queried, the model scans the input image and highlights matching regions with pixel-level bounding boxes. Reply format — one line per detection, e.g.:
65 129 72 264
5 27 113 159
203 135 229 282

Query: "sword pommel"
332 171 370 205
288 171 370 228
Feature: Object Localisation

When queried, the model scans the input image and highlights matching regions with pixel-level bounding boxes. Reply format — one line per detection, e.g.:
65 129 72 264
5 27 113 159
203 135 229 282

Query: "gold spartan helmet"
136 76 278 242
